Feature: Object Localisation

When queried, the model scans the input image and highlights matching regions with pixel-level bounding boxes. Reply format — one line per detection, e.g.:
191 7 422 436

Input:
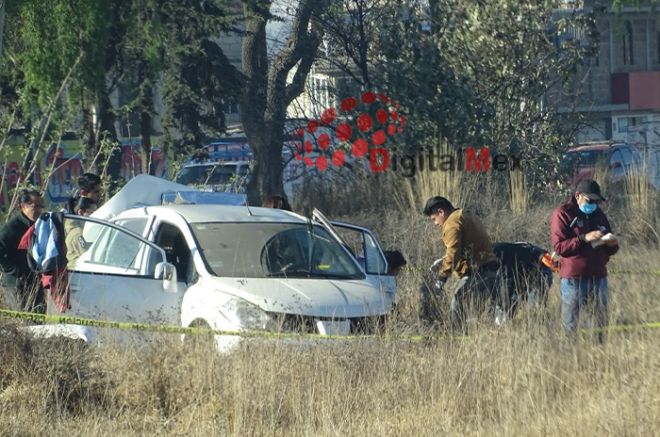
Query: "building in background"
556 1 660 146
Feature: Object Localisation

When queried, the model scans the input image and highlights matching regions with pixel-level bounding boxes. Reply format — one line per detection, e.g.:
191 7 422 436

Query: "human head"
384 250 407 276
262 194 292 211
18 189 44 222
423 196 454 227
78 173 103 203
73 196 97 217
574 179 605 214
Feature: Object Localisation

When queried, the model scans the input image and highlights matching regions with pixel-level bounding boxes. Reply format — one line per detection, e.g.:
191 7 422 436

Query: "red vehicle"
560 142 643 188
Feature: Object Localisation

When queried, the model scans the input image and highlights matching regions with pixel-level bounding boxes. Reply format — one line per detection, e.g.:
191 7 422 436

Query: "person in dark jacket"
493 242 554 318
550 179 619 342
0 189 45 312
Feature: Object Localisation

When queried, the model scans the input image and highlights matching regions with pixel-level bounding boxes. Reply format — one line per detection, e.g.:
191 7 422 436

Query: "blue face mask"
579 202 597 215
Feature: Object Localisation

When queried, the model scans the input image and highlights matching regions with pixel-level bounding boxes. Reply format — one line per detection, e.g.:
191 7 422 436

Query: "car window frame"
65 213 167 277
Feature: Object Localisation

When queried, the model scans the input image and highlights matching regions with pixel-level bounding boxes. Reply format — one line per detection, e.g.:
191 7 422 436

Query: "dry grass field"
1 173 659 436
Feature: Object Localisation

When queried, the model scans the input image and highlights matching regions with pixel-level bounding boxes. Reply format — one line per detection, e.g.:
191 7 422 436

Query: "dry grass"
509 170 528 215
398 144 486 214
1 201 659 436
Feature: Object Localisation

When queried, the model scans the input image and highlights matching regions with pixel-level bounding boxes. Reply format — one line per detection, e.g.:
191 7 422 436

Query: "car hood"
208 276 390 318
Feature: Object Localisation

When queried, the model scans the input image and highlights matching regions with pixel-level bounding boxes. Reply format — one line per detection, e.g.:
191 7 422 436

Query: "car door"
312 209 396 300
54 214 182 326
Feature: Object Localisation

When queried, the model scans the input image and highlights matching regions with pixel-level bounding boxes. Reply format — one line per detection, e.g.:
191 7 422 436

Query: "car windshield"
175 164 242 186
562 150 608 169
191 222 364 279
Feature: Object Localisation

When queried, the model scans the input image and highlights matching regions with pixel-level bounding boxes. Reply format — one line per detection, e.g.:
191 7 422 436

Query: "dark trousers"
419 266 500 333
0 280 46 314
450 268 500 334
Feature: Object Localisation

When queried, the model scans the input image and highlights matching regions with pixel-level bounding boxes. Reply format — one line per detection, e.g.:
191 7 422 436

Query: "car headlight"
224 299 276 331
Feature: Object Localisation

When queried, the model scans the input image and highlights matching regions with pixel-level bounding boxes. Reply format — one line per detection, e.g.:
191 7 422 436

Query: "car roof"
127 204 309 224
568 142 633 153
182 160 249 168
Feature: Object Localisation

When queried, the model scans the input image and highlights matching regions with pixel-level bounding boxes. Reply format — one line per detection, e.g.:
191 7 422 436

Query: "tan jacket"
438 209 497 278
64 219 86 265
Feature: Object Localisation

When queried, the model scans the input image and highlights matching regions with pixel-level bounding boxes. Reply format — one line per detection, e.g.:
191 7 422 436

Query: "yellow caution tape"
0 308 658 341
404 265 660 276
0 308 437 341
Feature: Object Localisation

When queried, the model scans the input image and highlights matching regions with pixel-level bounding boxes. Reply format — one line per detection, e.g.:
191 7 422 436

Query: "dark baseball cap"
423 196 453 215
576 179 606 202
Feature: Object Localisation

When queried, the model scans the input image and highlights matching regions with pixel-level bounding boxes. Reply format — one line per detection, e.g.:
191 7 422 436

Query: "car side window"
610 150 624 168
619 148 633 167
71 217 162 276
153 222 192 283
88 227 142 271
334 226 387 275
115 217 148 237
364 232 387 275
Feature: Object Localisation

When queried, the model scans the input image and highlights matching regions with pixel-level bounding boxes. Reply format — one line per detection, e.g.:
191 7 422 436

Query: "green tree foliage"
321 0 598 192
160 0 243 158
3 0 240 175
16 0 112 105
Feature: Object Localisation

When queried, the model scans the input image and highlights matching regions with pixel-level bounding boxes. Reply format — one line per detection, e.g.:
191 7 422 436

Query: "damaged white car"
49 201 396 351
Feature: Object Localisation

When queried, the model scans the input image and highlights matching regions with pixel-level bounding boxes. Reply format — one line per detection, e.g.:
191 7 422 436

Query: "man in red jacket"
550 179 619 342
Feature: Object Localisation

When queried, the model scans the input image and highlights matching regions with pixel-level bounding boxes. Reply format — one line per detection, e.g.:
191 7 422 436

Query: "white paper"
591 233 615 248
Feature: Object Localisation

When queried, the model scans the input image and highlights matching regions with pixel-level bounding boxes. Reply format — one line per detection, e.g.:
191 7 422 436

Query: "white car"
50 205 396 351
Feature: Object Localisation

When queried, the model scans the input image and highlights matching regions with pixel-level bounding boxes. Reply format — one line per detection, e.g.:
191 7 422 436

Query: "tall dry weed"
509 169 528 215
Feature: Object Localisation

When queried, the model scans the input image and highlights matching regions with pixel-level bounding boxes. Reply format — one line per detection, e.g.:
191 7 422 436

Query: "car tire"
183 318 216 353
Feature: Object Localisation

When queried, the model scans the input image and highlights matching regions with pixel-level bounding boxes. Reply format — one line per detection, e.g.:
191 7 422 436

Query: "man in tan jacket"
423 196 500 333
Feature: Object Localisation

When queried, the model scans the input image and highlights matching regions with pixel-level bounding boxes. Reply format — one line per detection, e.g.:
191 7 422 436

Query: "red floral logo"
291 92 406 171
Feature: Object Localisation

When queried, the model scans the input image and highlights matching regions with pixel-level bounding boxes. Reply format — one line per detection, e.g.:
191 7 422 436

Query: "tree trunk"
241 0 329 206
140 106 152 175
246 129 285 206
81 102 98 173
137 63 153 175
97 89 120 178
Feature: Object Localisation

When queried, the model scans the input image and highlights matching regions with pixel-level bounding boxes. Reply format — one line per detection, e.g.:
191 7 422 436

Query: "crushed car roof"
140 204 308 224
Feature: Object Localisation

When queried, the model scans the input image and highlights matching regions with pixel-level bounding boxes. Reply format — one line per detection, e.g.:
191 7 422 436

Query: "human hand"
430 258 444 273
583 230 603 242
433 278 446 295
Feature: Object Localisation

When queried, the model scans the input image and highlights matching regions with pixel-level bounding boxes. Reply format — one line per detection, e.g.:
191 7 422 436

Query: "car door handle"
69 286 82 293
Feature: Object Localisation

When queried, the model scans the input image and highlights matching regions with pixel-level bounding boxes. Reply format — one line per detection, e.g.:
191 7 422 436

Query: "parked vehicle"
638 146 660 190
559 142 642 188
50 204 396 352
174 160 251 193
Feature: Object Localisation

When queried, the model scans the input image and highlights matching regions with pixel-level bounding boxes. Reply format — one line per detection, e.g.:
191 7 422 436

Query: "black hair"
263 194 292 211
384 250 407 269
18 188 41 205
422 196 454 216
67 195 97 214
78 173 102 192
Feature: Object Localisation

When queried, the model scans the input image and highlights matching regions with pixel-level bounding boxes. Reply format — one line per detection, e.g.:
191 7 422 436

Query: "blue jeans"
560 277 609 341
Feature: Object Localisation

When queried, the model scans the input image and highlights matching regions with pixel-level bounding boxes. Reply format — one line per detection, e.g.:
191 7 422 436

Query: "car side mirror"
155 261 178 293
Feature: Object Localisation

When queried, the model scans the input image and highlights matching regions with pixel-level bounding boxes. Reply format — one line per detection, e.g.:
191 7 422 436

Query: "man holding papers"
551 179 619 342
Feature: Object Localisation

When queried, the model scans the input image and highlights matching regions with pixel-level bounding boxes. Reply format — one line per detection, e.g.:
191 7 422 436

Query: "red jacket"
550 197 619 279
